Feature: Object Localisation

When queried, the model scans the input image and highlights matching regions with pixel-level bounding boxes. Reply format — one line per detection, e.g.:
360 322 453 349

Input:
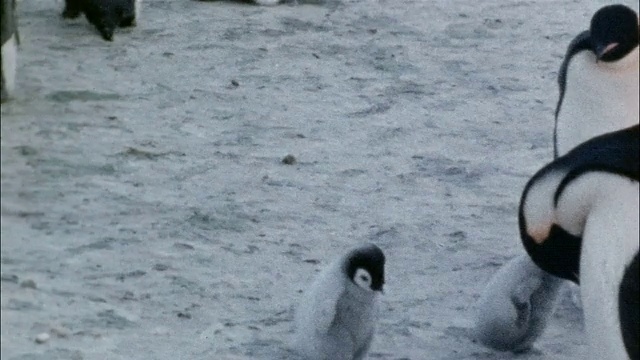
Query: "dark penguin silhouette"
554 4 639 158
62 0 140 41
1 0 18 102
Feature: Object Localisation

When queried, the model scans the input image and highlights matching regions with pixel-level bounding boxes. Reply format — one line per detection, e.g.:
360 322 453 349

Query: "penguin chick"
554 4 639 158
474 254 563 352
520 125 639 283
62 0 139 41
292 244 385 360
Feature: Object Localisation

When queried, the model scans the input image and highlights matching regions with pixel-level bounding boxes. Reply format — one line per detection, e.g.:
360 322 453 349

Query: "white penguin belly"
1 34 18 98
556 49 639 156
580 179 639 360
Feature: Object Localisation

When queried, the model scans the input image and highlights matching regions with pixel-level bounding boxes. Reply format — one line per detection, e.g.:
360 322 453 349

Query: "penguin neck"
555 47 639 157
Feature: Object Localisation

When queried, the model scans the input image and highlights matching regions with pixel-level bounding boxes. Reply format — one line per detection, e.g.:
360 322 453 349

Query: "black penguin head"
345 244 385 292
589 4 639 62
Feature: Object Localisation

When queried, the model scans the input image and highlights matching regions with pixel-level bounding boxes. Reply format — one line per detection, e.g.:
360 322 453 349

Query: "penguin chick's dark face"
590 4 639 62
346 245 385 292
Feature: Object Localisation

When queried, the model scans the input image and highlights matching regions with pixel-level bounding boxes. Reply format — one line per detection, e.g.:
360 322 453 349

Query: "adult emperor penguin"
1 0 18 102
472 6 638 350
292 244 385 360
520 125 639 359
553 4 639 158
474 254 564 352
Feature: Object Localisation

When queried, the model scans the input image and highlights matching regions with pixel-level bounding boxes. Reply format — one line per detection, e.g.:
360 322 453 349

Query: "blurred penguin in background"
1 0 18 102
62 0 140 41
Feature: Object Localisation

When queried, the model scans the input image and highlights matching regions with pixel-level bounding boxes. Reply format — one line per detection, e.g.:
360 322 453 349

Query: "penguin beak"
595 42 618 61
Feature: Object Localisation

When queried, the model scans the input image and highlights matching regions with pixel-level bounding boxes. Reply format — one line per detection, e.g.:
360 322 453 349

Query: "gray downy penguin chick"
474 254 564 352
1 0 18 102
554 4 639 158
292 243 385 360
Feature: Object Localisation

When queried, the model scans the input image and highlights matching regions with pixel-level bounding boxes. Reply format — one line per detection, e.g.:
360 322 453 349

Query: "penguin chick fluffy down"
292 244 385 360
474 254 563 352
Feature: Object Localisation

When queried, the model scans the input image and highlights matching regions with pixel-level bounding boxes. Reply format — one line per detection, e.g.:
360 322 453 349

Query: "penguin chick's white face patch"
353 268 373 291
521 170 566 244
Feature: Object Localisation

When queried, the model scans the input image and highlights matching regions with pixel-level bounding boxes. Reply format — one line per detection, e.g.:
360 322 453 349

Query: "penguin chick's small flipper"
511 291 533 330
510 275 544 330
295 259 346 336
313 264 345 334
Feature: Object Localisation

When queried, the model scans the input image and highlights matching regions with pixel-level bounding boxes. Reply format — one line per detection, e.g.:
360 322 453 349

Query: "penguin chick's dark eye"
360 274 370 282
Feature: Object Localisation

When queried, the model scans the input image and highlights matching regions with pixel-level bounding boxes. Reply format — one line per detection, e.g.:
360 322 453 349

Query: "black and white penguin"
474 254 564 352
520 124 639 282
292 244 385 360
476 6 639 351
62 0 140 41
520 125 639 359
554 4 639 158
1 0 18 102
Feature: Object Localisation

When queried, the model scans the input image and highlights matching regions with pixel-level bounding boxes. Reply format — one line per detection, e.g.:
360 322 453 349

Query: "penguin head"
589 4 639 62
345 244 385 292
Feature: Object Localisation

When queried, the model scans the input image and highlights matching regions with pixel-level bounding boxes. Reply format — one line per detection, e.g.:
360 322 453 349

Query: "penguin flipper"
315 284 344 334
308 260 347 334
511 278 541 329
